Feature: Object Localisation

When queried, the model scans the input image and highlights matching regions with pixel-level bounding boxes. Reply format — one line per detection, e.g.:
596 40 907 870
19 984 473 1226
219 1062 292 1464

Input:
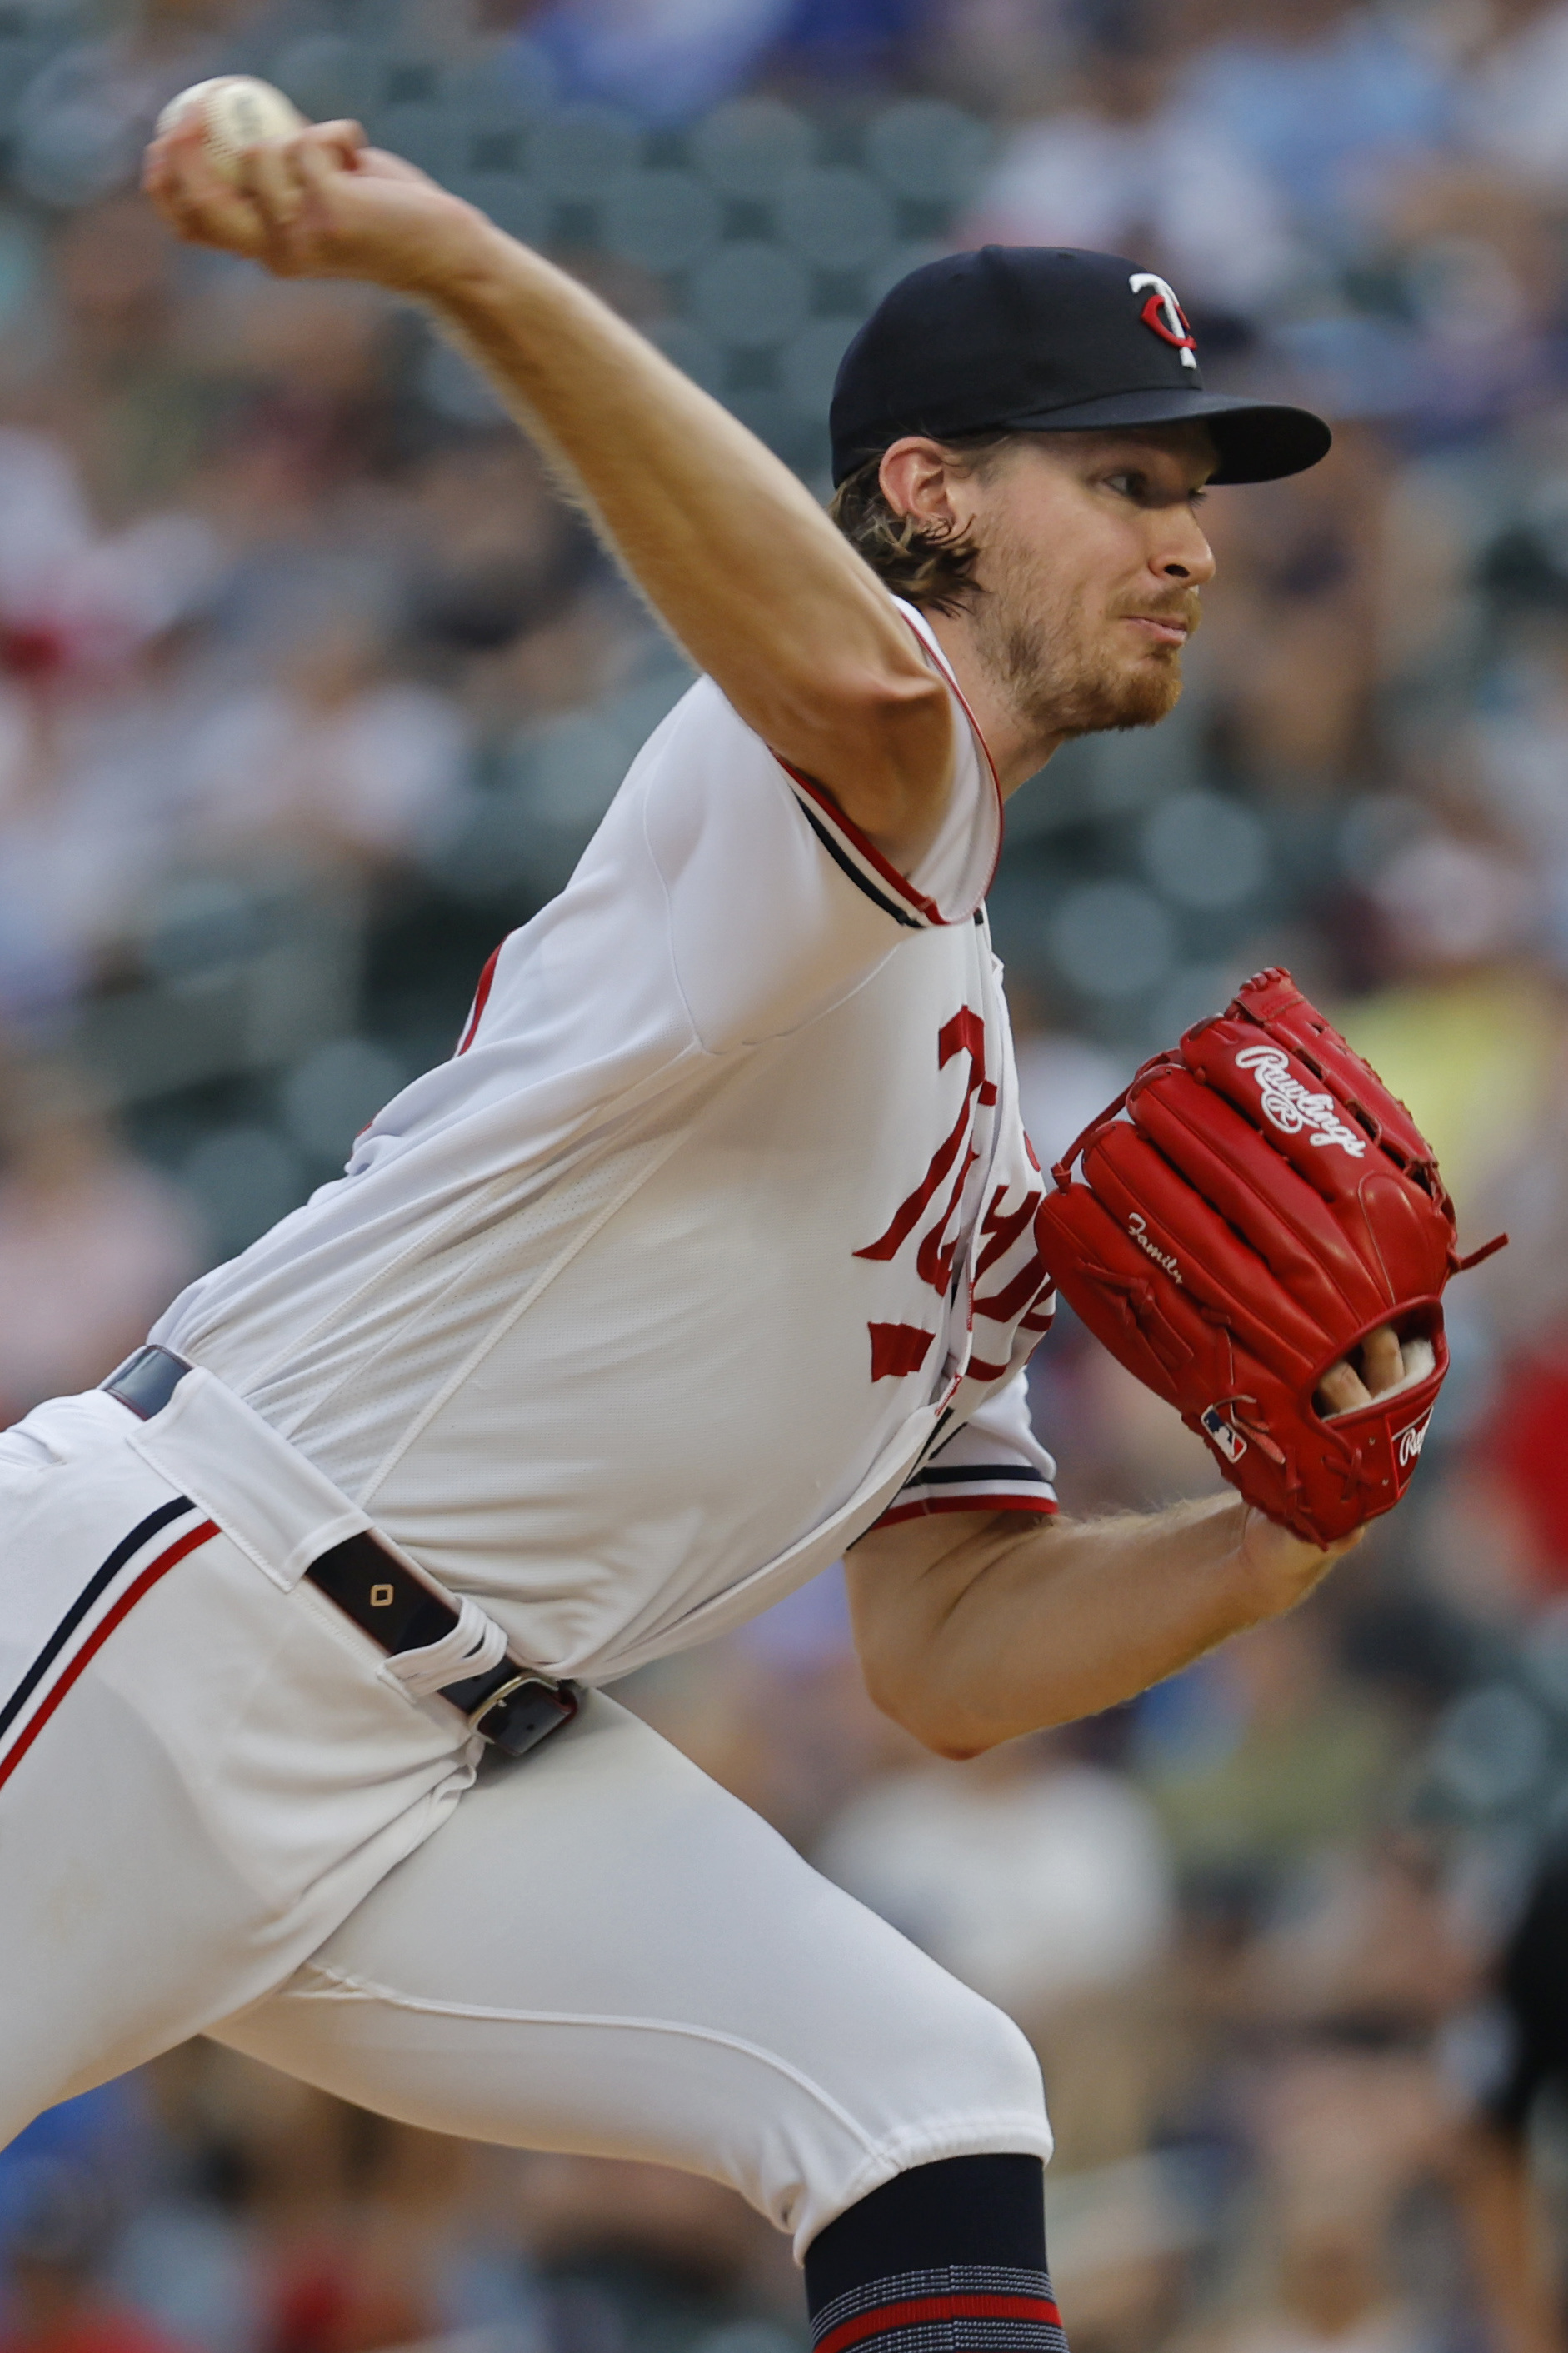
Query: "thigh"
0 1396 474 2142
211 1694 1051 2256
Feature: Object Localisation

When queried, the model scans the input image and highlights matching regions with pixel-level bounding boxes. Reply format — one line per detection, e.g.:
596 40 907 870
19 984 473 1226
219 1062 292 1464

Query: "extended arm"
846 1496 1358 1758
142 124 953 862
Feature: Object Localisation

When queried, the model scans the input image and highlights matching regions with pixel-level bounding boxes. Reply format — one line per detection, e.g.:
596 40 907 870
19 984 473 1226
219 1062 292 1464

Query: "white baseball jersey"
152 604 1059 1686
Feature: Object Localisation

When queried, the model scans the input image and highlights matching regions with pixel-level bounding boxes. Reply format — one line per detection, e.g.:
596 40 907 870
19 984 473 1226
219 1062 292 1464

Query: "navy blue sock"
804 2155 1066 2352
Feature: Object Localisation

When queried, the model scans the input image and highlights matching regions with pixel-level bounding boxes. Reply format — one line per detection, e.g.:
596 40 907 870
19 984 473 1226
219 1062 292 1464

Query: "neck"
919 605 1065 797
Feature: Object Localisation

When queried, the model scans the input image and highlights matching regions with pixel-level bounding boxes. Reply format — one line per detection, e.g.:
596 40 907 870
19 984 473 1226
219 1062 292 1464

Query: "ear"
878 437 971 534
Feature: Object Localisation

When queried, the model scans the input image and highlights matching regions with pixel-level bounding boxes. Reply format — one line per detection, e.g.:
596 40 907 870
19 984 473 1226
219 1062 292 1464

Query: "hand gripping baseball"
142 108 485 294
1034 968 1506 1546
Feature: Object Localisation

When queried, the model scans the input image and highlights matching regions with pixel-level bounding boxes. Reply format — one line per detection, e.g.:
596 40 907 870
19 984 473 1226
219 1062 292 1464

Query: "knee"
826 1911 1053 2148
975 1992 1047 2114
795 1981 1051 2259
921 1976 1050 2141
827 1946 1051 2175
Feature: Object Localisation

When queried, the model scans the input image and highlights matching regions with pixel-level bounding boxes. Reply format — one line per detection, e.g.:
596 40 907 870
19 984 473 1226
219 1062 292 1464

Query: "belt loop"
101 1346 192 1421
379 1594 508 1701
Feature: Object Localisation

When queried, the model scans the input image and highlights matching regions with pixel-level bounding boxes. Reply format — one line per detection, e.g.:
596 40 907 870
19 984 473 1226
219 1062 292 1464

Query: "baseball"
155 77 307 181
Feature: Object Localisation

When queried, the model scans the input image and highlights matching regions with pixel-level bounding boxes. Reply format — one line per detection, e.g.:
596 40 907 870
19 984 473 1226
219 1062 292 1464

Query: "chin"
1121 657 1185 727
1069 652 1184 735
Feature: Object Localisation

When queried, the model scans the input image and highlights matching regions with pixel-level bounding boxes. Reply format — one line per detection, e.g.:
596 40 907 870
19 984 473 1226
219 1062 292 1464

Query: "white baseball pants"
0 1386 1051 2257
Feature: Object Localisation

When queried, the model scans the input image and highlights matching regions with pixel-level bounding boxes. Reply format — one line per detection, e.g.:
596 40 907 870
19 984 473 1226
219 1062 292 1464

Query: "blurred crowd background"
12 0 1568 2350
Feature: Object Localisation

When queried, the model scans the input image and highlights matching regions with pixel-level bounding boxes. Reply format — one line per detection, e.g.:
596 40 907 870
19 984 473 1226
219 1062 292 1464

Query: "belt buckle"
468 1671 578 1758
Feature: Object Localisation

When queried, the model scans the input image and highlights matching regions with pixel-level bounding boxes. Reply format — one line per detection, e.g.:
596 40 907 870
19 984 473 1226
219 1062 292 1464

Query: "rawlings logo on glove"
1396 1413 1432 1467
1234 1046 1368 1156
1034 968 1506 1546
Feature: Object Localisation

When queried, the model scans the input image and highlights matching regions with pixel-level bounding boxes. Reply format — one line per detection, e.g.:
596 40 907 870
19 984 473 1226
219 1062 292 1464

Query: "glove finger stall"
1035 1184 1234 1408
1230 967 1446 1183
1081 1119 1336 1376
1181 1020 1381 1203
1127 1068 1399 1336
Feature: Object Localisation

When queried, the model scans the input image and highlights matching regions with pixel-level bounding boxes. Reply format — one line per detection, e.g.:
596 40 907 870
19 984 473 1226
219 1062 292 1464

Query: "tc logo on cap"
1131 272 1197 370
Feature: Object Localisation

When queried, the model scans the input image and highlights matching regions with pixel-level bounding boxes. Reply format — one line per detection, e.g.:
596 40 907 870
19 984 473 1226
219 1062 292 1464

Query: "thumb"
300 117 368 166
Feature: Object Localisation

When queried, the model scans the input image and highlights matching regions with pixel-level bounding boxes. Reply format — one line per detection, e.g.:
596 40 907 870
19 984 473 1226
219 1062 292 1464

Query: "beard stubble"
971 531 1196 743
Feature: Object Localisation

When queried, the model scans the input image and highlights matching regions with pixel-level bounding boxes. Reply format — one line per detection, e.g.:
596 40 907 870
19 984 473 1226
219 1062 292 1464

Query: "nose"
1156 510 1216 587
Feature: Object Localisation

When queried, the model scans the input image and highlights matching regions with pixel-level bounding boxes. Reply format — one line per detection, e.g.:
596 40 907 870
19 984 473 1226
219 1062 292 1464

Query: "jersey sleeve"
642 602 1003 1054
871 1369 1059 1529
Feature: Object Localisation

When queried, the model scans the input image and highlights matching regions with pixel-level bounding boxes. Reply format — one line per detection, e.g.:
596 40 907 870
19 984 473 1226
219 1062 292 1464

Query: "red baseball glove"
1033 967 1506 1545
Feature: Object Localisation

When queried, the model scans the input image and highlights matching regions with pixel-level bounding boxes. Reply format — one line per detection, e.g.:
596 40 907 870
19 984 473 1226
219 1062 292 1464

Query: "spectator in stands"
0 2162 187 2353
12 0 257 212
1133 1611 1401 1889
1463 0 1568 202
1454 1841 1568 2353
520 0 795 124
0 426 217 1017
1195 421 1389 798
1174 0 1456 258
814 1729 1173 2021
182 602 470 872
1196 2041 1459 2353
961 0 1301 317
0 1061 198 1425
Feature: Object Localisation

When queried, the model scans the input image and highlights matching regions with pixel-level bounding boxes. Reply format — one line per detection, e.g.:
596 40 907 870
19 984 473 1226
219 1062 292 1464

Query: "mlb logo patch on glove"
1034 967 1506 1546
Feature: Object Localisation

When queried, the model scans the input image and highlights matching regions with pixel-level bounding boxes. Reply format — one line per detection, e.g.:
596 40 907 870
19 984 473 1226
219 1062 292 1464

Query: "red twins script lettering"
854 1009 993 1276
857 1010 1055 1383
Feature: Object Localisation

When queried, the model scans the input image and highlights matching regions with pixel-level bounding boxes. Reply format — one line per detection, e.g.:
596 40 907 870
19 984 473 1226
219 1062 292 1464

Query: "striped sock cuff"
811 2263 1068 2353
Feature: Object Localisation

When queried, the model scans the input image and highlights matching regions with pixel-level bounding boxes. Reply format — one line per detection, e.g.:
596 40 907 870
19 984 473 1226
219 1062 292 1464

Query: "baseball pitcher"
0 113 1476 2353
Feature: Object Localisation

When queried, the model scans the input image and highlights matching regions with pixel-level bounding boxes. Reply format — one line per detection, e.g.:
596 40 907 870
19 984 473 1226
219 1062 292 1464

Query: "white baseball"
155 77 308 182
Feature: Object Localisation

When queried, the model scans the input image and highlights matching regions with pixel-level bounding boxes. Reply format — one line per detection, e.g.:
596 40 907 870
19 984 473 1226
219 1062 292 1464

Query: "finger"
142 114 205 209
141 128 173 196
237 137 305 233
293 136 355 240
152 139 270 256
167 177 269 256
241 127 372 272
144 111 219 192
295 136 347 196
258 137 367 277
356 143 438 186
144 115 260 245
308 119 370 164
1361 1323 1404 1396
1316 1358 1372 1416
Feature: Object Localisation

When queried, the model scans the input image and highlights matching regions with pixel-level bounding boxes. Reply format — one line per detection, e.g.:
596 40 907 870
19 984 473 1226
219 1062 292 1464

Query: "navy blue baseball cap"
830 246 1331 487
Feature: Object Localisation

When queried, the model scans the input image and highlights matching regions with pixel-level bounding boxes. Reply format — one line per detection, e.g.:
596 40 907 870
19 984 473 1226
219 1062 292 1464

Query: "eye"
1105 471 1144 499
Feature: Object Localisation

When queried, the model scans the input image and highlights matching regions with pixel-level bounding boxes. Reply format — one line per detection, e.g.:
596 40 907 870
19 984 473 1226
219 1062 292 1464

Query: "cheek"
984 496 1142 634
1051 525 1146 623
1006 527 1106 621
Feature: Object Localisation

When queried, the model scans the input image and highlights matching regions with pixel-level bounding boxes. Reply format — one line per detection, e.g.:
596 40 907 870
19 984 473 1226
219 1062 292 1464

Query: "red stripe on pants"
0 1520 219 1792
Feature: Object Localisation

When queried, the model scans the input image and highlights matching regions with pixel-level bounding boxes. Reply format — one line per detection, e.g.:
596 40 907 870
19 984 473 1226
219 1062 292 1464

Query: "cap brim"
1002 387 1331 482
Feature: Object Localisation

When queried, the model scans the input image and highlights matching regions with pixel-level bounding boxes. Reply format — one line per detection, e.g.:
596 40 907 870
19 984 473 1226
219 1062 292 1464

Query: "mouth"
1122 614 1191 648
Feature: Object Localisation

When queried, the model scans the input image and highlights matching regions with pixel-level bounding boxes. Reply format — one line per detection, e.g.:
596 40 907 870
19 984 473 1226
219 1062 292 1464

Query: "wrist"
397 206 517 304
1228 1504 1347 1621
415 215 543 314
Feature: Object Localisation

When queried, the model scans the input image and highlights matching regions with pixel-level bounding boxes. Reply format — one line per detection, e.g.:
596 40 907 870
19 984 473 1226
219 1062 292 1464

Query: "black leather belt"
101 1345 579 1759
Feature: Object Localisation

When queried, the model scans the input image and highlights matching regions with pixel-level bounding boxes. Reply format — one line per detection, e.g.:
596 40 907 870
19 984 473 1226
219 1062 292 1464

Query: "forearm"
421 222 944 783
848 1495 1341 1756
